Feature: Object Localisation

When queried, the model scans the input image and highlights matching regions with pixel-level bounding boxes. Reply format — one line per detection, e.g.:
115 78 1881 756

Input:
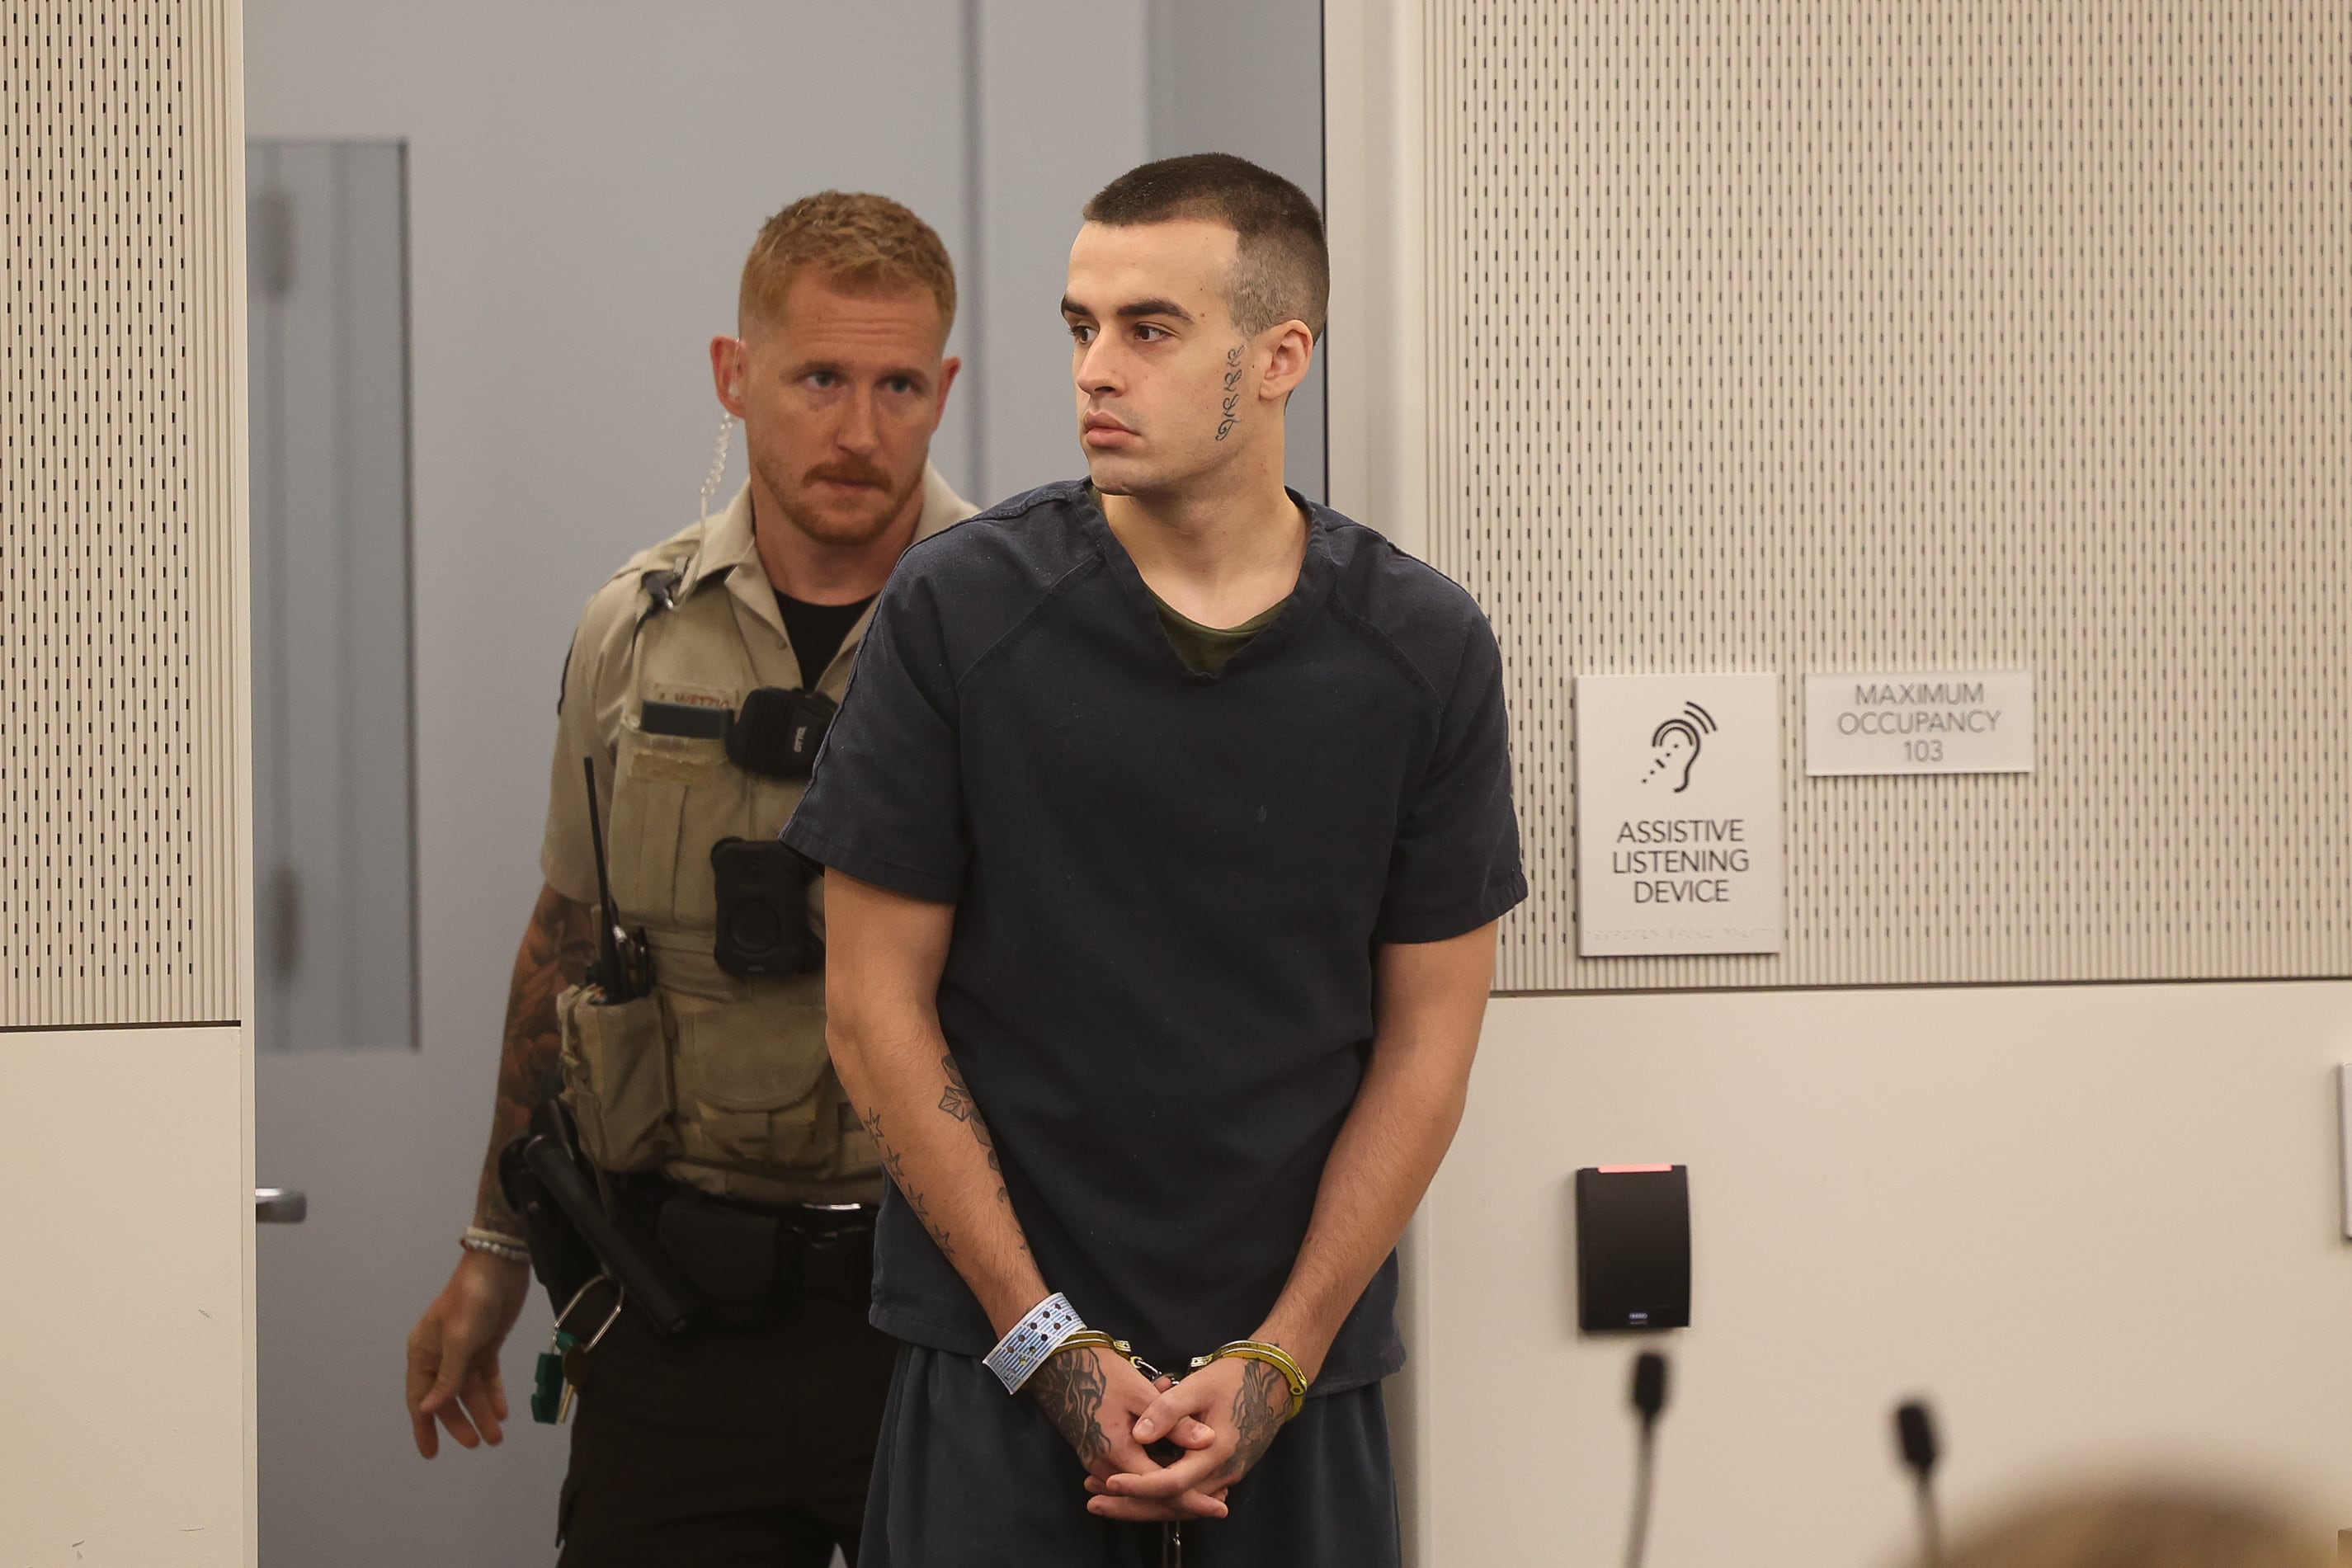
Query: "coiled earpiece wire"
700 412 736 525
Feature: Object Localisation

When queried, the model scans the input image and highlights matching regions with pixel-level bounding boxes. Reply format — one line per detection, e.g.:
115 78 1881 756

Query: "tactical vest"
558 549 882 1208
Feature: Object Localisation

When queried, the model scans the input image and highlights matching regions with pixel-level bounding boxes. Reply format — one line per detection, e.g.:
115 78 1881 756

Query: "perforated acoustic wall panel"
3 2 246 1026
1424 0 2351 993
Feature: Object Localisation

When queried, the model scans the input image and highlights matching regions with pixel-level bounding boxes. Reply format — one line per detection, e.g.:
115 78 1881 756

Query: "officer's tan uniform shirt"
541 465 972 1204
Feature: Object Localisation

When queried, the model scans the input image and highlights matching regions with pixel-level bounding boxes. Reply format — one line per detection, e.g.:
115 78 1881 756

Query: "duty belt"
613 1175 874 1331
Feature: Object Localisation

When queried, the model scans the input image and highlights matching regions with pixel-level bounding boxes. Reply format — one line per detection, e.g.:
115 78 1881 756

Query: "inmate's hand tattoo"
1030 1347 1113 1467
1227 1359 1289 1480
1216 343 1244 440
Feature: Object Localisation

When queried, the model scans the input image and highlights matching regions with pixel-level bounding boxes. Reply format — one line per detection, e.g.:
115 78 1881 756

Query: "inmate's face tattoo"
1216 344 1245 441
1063 219 1273 497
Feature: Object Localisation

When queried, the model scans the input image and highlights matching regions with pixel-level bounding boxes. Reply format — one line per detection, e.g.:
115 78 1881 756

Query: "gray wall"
247 140 418 1057
968 0 1329 502
243 2 1139 1562
245 3 1329 1561
1148 0 1327 501
965 0 1149 501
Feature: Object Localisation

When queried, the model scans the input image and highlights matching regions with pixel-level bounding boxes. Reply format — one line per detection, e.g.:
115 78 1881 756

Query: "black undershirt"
775 590 875 688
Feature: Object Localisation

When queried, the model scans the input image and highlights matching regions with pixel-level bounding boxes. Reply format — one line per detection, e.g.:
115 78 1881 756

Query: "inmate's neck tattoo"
1216 343 1244 440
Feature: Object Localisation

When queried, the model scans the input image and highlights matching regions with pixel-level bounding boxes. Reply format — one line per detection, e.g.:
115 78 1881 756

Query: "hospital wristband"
985 1292 1086 1395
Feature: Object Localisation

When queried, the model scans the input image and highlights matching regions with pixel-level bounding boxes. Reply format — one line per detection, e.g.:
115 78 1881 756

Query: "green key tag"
530 1329 582 1425
529 1350 563 1424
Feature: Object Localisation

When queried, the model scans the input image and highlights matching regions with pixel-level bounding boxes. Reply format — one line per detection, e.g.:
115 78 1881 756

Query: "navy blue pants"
860 1344 1402 1567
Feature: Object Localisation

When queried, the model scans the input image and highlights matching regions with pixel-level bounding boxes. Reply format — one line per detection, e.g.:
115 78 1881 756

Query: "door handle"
255 1187 308 1224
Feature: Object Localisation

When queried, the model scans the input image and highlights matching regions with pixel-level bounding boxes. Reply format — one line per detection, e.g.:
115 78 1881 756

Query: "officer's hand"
1027 1346 1228 1523
1090 1355 1289 1521
406 1250 531 1458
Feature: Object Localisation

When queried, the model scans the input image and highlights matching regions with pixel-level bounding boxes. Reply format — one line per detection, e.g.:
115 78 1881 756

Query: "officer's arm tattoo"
1029 1347 1113 1469
860 1103 954 1260
1224 1359 1289 1481
471 884 596 1234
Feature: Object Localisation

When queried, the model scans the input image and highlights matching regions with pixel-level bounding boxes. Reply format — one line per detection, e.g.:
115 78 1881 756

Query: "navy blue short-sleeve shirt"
782 481 1525 1392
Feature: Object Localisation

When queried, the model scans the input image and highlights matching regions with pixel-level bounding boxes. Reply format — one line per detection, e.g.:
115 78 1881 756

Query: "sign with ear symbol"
1576 672 1784 957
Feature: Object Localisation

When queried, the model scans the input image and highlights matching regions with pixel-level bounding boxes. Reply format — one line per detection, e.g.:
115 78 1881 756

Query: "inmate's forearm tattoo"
938 1053 1008 1193
936 1054 1030 1255
1216 344 1244 440
1030 1347 1113 1467
1226 1359 1289 1480
862 1104 954 1260
472 886 596 1233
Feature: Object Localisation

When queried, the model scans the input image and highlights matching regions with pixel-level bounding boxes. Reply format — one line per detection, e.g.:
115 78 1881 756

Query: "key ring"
554 1274 627 1352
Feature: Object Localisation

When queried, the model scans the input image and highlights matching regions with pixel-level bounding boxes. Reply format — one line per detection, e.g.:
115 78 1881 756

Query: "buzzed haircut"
1082 153 1328 341
739 191 957 338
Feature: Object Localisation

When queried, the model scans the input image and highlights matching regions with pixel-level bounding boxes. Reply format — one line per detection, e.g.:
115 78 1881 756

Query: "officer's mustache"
804 458 893 492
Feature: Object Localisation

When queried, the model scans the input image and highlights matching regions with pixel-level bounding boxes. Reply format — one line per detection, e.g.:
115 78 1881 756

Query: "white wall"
1414 982 2352 1566
0 1029 253 1567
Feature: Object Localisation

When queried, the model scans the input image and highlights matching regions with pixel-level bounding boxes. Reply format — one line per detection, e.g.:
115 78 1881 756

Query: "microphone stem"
1914 1477 1944 1568
1624 1420 1657 1568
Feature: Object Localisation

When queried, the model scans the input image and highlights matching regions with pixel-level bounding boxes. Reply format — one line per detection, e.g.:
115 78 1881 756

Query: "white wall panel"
1416 983 2352 1568
1418 0 2351 992
0 1027 253 1566
3 0 248 1027
0 7 256 1564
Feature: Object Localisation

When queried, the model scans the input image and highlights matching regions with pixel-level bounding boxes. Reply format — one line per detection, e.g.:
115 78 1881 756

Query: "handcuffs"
1049 1331 1309 1568
1052 1330 1308 1421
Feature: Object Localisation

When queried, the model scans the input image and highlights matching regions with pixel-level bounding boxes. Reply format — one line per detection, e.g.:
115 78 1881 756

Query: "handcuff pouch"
725 685 836 779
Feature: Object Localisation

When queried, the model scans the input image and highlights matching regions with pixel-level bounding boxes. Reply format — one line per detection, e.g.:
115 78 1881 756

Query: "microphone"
1624 1352 1670 1568
1892 1398 1944 1566
1633 1351 1668 1424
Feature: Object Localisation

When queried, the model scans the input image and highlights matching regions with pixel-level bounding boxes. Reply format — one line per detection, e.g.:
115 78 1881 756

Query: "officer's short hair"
740 191 957 341
1082 154 1327 341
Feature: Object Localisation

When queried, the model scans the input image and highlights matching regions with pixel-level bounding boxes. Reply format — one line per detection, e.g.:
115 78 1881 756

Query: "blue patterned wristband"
984 1293 1085 1395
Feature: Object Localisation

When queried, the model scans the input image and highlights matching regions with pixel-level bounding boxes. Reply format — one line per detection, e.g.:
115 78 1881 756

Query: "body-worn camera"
711 837 818 977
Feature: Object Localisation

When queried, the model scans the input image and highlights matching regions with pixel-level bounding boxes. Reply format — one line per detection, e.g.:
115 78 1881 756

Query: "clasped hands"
1028 1343 1295 1523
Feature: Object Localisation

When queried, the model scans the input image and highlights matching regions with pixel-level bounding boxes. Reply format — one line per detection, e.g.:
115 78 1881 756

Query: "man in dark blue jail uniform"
782 153 1525 1566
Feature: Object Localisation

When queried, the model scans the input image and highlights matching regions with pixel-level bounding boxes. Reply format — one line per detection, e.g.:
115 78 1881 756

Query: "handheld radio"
582 756 653 1002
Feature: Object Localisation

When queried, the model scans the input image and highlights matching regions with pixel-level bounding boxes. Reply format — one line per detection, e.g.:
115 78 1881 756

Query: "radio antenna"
582 756 643 1001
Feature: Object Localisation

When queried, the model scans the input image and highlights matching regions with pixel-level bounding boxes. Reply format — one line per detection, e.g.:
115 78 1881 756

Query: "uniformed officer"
403 191 973 1566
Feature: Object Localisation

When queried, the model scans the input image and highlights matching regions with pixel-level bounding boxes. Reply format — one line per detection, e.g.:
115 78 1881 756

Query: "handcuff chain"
1054 1328 1170 1384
